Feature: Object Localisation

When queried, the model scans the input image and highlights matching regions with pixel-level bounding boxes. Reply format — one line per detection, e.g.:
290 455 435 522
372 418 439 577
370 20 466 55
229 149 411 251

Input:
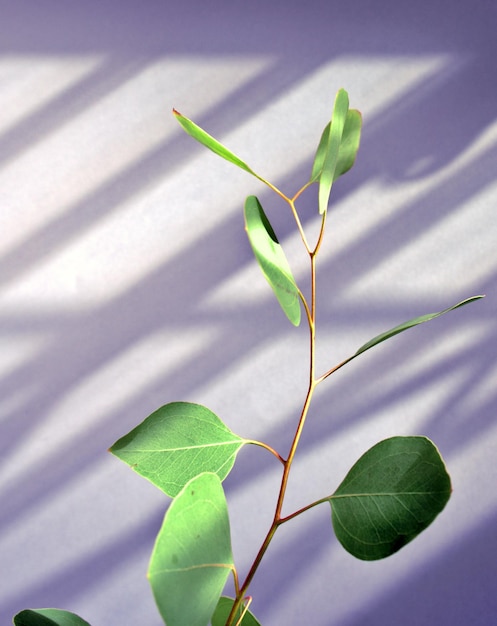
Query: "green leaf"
316 88 349 214
148 472 234 626
354 295 485 357
13 609 91 626
310 109 362 185
211 597 261 626
244 195 301 326
329 437 451 561
333 109 362 180
173 109 260 178
109 402 245 497
309 121 331 183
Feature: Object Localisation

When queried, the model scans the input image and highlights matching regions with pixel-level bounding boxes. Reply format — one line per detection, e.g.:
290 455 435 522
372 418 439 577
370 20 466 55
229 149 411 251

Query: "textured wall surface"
1 1 496 624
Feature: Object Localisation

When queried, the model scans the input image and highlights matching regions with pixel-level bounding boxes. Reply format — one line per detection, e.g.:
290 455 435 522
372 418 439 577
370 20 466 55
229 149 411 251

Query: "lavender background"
1 1 496 624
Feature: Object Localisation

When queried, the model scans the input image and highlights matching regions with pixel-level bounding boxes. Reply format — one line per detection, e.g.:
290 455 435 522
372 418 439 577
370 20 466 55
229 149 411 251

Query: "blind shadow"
1 1 496 624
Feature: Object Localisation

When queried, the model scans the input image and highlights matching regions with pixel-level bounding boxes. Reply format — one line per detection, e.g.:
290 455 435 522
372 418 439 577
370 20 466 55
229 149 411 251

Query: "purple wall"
1 1 496 624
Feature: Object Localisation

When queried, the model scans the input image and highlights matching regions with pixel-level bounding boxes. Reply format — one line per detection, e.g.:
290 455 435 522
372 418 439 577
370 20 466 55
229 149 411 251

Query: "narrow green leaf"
354 295 485 357
310 109 362 185
148 472 234 626
317 88 349 214
244 195 301 326
329 437 451 561
334 109 362 180
109 402 245 497
13 609 91 626
173 109 259 178
309 121 331 183
211 597 261 626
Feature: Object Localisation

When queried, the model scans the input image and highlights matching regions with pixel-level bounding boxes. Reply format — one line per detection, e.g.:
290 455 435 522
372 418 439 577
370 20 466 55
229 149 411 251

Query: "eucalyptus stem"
278 495 330 524
289 197 311 252
247 440 285 464
259 178 289 204
315 354 354 384
291 180 313 203
226 196 323 626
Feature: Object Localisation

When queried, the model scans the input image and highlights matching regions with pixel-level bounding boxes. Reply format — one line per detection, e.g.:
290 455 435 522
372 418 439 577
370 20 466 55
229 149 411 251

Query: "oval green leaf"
354 295 485 357
329 436 451 561
244 195 301 326
109 402 245 497
211 597 261 626
13 609 92 626
148 472 234 626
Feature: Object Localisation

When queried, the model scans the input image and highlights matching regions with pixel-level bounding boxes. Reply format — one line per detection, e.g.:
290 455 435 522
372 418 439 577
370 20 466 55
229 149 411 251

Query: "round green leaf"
244 195 301 326
148 473 234 626
329 436 451 560
13 609 91 626
109 402 245 497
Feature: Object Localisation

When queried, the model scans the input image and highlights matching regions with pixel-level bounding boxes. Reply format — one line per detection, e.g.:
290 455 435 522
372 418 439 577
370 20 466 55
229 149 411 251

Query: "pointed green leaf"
211 597 261 626
173 109 260 178
329 437 451 561
333 109 362 180
244 195 301 326
109 402 245 497
354 295 485 357
13 609 91 626
317 88 349 214
309 121 331 183
148 472 234 626
310 109 362 185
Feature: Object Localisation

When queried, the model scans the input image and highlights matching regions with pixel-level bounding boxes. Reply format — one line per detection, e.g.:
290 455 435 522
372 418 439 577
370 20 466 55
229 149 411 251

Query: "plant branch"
288 198 311 252
313 209 327 256
299 289 313 330
226 206 321 625
278 495 330 524
291 180 313 203
225 521 279 624
315 354 355 384
247 440 285 464
232 566 241 597
236 597 253 626
258 177 289 203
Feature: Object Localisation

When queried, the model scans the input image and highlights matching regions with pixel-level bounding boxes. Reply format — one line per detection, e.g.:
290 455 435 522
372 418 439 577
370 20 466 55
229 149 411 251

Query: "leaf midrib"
332 490 448 498
128 440 244 453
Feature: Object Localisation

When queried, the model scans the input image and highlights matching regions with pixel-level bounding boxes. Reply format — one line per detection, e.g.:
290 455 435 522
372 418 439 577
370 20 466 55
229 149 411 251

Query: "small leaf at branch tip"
314 88 361 214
